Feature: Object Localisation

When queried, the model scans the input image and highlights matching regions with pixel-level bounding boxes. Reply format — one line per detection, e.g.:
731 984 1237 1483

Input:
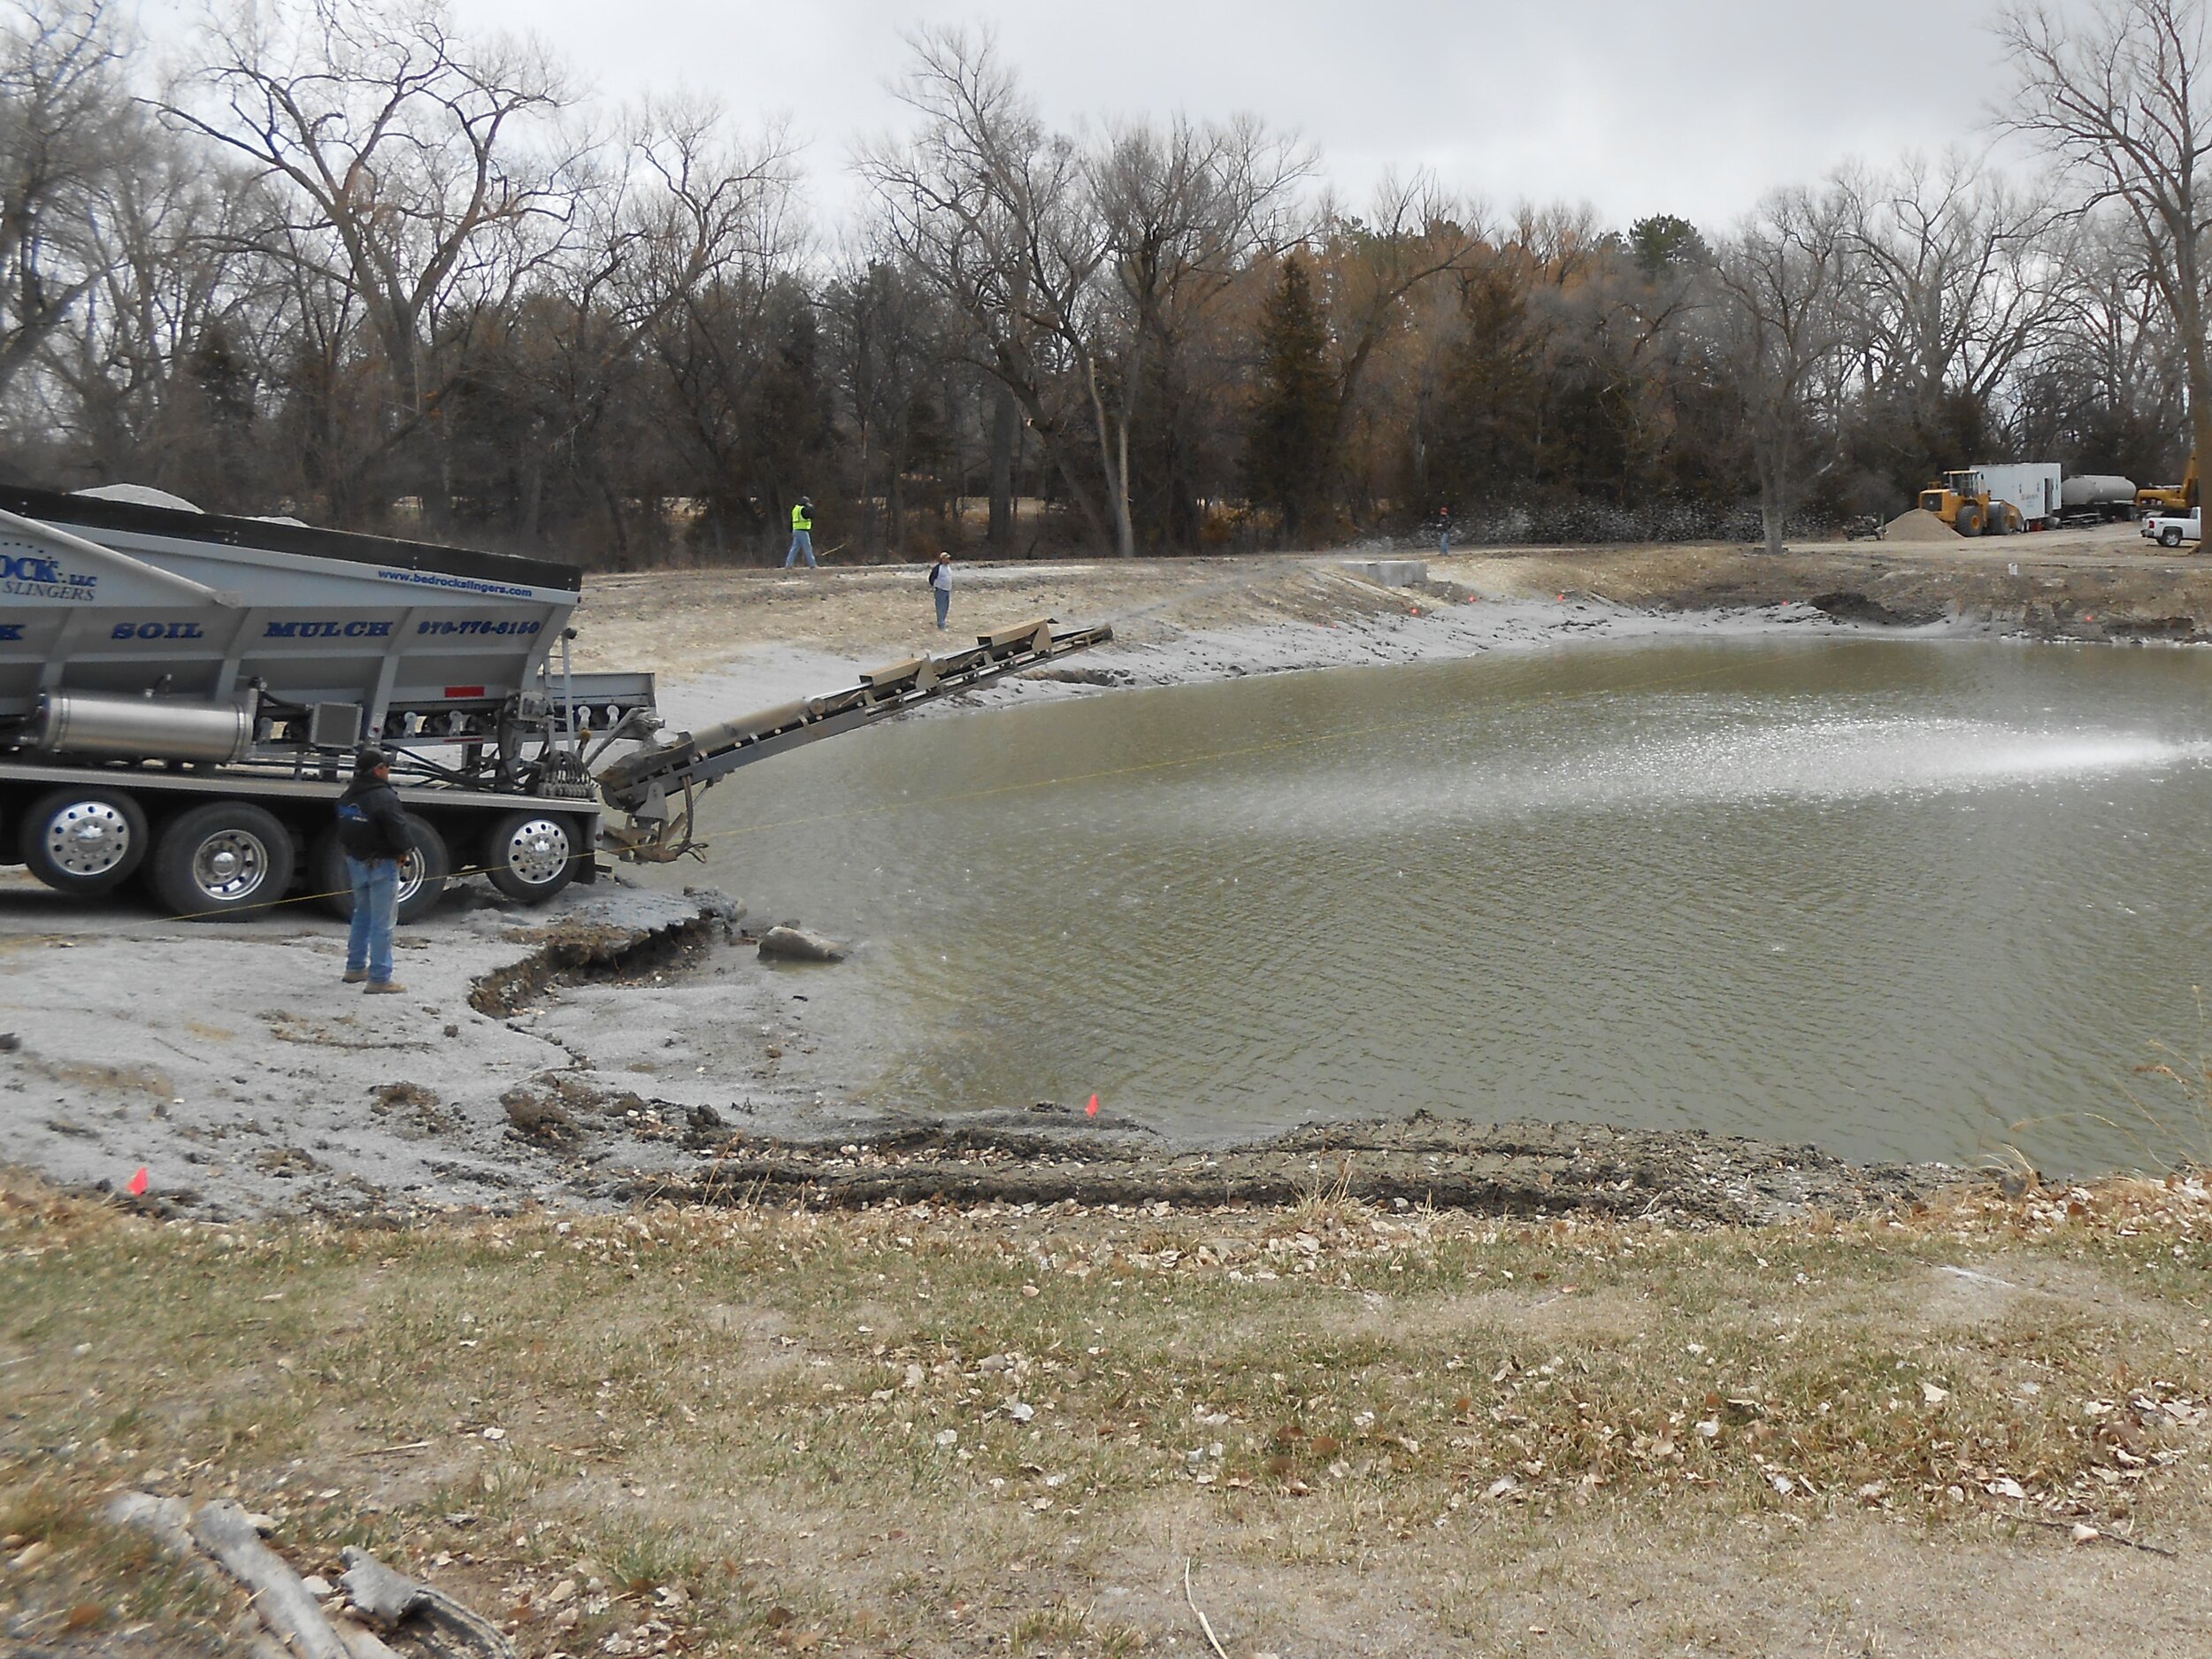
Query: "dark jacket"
335 775 411 861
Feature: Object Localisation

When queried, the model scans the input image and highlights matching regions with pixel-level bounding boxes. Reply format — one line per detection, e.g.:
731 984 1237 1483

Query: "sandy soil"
7 526 2204 1219
0 873 782 1220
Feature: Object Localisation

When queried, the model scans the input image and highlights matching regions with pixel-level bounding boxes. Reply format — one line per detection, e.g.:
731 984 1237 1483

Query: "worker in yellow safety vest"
785 496 816 567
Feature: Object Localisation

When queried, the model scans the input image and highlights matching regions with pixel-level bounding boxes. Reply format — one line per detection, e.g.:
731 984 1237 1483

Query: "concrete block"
1340 559 1428 588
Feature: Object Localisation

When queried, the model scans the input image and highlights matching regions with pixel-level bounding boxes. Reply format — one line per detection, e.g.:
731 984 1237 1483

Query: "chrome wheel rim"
504 818 570 887
191 828 272 902
43 802 132 878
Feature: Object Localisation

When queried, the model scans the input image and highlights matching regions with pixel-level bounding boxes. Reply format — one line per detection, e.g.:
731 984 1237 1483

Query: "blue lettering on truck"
263 619 395 639
414 618 541 637
0 552 92 601
0 624 22 641
110 621 206 641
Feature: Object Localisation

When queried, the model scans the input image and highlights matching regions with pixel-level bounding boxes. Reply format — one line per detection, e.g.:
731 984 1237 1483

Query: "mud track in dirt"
626 1112 1955 1225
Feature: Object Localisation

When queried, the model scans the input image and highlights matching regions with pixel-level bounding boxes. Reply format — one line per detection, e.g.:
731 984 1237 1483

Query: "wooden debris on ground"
108 1490 514 1659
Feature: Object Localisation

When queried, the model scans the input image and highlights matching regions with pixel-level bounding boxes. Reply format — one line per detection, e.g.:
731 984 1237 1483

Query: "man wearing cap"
786 496 816 567
929 550 954 630
334 748 411 994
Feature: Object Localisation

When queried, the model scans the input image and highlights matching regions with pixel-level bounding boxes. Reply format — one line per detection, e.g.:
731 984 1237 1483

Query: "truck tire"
482 810 580 903
2162 525 2185 548
150 802 296 921
1955 502 1984 536
310 818 451 925
19 787 150 895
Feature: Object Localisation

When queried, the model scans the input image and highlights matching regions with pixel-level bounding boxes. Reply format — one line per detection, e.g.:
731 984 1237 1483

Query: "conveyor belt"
595 617 1112 860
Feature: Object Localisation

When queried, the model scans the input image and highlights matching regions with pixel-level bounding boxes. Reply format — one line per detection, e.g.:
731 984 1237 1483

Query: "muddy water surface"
673 638 2212 1174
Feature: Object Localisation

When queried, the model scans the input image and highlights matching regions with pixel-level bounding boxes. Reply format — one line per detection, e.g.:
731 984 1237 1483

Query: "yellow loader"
2135 452 2197 518
1916 472 2022 536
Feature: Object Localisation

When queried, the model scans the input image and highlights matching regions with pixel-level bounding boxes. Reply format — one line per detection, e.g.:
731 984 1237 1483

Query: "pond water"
672 637 2212 1175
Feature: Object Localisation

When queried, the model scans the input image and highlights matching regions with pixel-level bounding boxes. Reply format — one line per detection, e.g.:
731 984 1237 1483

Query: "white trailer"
1963 462 2062 530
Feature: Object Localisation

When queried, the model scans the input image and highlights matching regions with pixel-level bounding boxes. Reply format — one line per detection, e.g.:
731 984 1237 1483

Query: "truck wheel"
2162 525 2185 548
1955 503 1983 536
482 810 580 903
19 787 149 895
310 819 451 924
150 802 296 921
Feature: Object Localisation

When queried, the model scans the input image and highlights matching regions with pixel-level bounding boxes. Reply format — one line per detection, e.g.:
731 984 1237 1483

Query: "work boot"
364 980 407 995
342 969 369 984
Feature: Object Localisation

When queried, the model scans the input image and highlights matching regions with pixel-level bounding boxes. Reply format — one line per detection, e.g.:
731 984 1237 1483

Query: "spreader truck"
0 486 1106 921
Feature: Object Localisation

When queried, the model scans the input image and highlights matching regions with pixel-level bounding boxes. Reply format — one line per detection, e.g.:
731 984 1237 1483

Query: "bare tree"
1710 188 1852 554
0 0 137 399
519 95 798 545
53 142 281 498
2059 210 2187 417
1089 112 1313 549
161 0 574 522
1997 0 2212 475
1320 170 1485 465
860 26 1127 552
1836 150 2073 415
821 243 947 555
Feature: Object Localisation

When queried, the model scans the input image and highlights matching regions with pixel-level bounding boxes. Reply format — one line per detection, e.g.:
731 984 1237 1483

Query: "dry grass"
4 1172 2212 1655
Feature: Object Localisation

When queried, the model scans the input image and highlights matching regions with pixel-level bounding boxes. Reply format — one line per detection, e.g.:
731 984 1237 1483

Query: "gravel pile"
1883 509 1962 542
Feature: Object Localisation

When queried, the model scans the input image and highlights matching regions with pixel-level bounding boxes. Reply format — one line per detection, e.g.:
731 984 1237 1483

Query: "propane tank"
32 690 256 764
2060 474 2137 507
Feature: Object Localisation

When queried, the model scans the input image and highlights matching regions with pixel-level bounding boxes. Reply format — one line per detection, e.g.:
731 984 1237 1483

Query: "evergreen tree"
1433 260 1541 502
1242 255 1337 543
1627 213 1710 279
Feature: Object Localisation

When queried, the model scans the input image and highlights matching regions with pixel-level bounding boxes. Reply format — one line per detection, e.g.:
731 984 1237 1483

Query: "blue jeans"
785 530 815 567
933 586 950 629
346 855 399 984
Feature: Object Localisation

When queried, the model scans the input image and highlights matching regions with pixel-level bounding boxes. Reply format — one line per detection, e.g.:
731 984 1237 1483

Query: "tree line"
0 0 2203 565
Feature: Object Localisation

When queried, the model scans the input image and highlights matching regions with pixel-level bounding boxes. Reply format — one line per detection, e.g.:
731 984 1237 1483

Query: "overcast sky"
173 0 2034 232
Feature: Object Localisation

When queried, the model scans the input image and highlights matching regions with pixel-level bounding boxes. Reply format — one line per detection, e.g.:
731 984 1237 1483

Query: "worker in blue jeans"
334 747 410 994
786 496 816 567
929 551 953 629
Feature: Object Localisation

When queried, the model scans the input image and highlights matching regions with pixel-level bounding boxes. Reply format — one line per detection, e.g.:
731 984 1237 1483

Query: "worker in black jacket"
334 747 411 994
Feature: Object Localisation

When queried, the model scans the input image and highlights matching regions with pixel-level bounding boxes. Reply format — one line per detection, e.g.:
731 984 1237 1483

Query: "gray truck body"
0 484 581 733
0 487 615 918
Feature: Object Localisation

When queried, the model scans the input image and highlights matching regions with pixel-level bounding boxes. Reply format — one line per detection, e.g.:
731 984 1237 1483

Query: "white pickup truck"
2140 506 2201 548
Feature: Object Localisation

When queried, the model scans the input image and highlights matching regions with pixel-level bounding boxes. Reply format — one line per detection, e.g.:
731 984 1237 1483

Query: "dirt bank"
0 874 814 1222
574 520 2212 727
